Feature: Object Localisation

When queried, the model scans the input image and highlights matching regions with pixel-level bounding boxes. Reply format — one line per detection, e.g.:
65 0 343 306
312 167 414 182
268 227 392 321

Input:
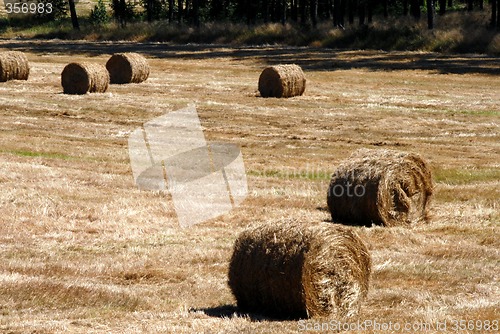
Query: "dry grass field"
0 40 498 333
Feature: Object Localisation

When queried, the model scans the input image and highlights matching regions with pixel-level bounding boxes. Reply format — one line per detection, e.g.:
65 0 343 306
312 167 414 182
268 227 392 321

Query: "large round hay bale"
0 51 30 82
327 149 433 227
106 53 150 84
61 62 109 95
228 222 371 319
258 64 306 98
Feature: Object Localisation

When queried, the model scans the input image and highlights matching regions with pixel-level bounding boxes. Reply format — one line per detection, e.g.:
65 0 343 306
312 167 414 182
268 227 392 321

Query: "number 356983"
6 2 53 14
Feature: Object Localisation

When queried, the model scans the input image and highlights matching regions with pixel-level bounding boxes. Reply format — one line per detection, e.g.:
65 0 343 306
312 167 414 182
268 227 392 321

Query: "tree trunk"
410 0 420 18
146 0 153 21
291 0 298 21
192 0 199 26
211 0 221 19
467 0 473 11
168 0 174 22
403 0 408 15
333 0 340 26
185 0 190 20
263 0 270 22
358 0 365 25
281 0 287 25
492 0 497 27
497 0 500 28
348 0 355 23
367 0 373 23
118 0 126 26
311 0 318 27
247 0 256 24
299 0 307 24
427 0 434 28
491 0 496 26
383 0 388 17
270 0 277 21
326 0 333 19
339 0 346 26
447 0 452 8
68 0 80 30
178 0 183 23
438 0 445 15
223 0 230 17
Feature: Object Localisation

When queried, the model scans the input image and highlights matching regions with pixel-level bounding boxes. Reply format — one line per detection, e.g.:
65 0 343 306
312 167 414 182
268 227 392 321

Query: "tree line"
127 0 499 27
35 0 500 31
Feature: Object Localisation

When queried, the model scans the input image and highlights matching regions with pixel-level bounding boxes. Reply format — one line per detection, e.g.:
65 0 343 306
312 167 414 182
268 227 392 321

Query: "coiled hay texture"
327 149 433 227
258 64 306 98
106 53 150 84
61 62 109 95
0 51 30 82
228 222 371 319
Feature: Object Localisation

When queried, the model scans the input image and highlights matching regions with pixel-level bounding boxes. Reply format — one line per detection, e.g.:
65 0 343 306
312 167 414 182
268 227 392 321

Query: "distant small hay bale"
61 62 109 95
258 64 306 98
228 222 371 319
0 51 30 82
106 53 150 84
327 149 433 227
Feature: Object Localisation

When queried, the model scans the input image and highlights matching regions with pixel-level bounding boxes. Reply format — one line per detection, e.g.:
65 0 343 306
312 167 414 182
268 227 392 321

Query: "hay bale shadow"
316 206 365 226
192 305 287 322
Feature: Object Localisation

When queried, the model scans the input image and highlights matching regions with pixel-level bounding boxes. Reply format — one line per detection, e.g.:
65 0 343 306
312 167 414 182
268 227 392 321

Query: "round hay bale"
106 53 150 84
0 51 30 82
228 222 371 319
61 62 109 95
258 64 306 98
327 149 433 227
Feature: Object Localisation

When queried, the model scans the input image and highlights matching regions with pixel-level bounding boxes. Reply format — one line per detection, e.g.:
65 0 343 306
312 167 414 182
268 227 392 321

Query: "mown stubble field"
0 40 498 333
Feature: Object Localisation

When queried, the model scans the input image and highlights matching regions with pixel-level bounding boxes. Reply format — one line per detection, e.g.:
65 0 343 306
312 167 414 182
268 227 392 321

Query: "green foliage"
89 0 110 26
111 0 137 26
3 149 73 160
141 0 164 21
1 3 498 55
324 24 426 50
36 0 68 21
434 167 500 185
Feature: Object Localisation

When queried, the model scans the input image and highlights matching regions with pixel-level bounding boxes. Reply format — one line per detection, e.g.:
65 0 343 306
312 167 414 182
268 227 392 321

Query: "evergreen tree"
89 0 110 26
